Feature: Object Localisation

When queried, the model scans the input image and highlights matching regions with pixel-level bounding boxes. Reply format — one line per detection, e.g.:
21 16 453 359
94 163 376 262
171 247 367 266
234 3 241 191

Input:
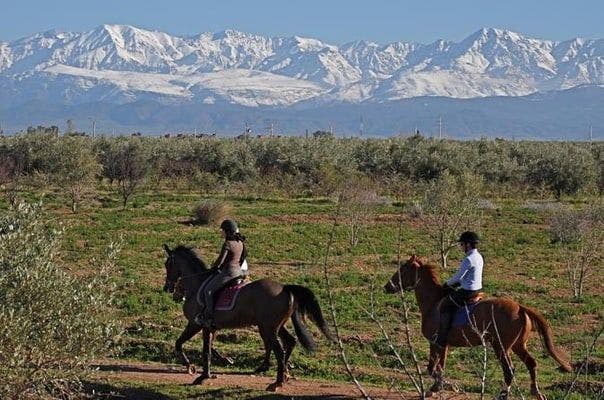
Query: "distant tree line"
0 129 602 209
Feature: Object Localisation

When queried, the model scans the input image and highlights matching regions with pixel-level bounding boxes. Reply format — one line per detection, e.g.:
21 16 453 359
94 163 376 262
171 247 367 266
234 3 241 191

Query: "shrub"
0 203 121 399
191 200 232 225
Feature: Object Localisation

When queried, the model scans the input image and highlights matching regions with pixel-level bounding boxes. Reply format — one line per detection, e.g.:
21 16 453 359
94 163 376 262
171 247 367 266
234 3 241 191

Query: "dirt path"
91 359 469 399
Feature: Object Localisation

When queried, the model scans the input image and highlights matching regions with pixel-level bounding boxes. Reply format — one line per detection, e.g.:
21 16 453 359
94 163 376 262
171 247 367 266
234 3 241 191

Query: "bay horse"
162 244 335 391
384 255 572 400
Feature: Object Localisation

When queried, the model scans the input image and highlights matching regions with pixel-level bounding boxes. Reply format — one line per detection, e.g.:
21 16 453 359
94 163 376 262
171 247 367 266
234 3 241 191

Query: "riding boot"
436 309 452 346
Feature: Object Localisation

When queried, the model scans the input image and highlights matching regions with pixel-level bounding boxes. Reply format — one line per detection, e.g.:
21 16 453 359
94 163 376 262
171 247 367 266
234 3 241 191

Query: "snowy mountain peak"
1 25 603 109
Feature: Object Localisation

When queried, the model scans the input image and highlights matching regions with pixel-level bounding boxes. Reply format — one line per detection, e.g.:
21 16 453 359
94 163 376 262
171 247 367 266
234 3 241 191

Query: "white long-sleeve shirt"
447 248 483 291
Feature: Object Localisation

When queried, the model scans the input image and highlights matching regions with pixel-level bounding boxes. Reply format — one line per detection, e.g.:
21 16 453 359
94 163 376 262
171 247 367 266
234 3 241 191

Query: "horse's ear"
163 244 172 255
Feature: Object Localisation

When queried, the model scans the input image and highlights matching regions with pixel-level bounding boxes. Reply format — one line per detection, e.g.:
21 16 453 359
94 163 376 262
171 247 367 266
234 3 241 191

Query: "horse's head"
162 244 180 293
384 255 422 293
162 244 211 294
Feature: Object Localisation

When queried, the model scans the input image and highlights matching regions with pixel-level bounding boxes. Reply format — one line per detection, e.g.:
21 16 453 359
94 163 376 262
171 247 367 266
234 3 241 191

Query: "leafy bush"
191 200 232 225
0 203 121 399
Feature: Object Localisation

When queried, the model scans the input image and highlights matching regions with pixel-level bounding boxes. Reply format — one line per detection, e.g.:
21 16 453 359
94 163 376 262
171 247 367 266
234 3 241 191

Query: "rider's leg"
435 296 457 346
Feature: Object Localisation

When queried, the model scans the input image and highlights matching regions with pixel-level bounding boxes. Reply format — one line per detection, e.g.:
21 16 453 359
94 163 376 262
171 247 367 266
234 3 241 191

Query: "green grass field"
3 187 602 399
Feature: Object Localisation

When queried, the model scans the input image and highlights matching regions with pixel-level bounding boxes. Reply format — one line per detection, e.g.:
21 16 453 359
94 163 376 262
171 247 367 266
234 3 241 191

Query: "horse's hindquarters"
214 279 292 330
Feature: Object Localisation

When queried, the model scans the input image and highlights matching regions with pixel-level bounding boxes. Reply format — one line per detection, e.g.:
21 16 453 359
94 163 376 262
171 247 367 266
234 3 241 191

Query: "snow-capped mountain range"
1 25 603 137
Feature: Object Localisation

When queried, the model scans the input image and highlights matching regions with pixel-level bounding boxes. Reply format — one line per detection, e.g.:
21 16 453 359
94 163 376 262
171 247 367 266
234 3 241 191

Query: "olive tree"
550 203 603 298
0 203 121 398
415 171 483 269
53 136 101 212
100 138 150 208
526 144 597 199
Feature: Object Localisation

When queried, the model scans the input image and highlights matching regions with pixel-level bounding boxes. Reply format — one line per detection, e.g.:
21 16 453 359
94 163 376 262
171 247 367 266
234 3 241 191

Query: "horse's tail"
521 306 572 372
284 285 335 352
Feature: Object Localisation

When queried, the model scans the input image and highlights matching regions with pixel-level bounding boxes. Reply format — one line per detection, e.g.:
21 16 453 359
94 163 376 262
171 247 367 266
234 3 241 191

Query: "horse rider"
195 219 247 328
433 231 484 347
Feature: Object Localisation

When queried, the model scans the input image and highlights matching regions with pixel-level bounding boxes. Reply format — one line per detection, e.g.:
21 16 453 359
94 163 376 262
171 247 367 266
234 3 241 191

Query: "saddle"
198 276 248 312
436 292 486 328
462 291 485 305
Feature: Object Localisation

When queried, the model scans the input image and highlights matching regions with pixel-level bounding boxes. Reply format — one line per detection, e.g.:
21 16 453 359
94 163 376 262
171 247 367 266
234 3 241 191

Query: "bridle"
388 263 421 292
164 252 214 286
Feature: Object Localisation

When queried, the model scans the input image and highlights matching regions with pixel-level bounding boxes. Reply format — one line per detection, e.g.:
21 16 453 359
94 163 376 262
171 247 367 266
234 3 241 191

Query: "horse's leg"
513 343 546 400
211 346 234 366
493 344 514 400
192 329 215 384
263 328 286 392
175 321 201 374
427 343 440 376
427 346 448 396
254 332 272 374
278 326 297 380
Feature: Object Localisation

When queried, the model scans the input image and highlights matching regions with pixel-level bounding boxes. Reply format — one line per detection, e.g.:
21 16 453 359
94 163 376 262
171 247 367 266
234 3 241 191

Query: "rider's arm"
446 258 470 287
212 242 229 269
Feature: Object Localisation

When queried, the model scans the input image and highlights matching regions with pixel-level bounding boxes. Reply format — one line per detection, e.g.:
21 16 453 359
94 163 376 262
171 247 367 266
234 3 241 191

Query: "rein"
166 253 214 284
389 263 421 292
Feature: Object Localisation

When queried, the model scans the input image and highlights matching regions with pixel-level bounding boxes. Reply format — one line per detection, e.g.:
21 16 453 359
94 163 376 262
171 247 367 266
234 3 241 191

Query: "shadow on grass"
90 363 185 375
82 381 174 400
85 381 355 400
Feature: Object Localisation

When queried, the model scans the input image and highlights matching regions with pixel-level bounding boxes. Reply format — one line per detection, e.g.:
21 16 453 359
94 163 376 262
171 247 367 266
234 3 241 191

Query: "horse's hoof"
191 374 216 385
424 391 435 398
429 382 443 393
266 382 283 392
495 391 509 400
187 364 196 375
442 381 460 393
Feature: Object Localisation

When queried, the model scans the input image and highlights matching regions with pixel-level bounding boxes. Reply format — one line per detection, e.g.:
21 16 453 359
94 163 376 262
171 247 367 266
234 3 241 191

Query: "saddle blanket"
214 281 248 311
451 302 480 327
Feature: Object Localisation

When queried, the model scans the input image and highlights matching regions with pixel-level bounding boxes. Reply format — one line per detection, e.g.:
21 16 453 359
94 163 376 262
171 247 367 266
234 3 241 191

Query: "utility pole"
359 115 364 137
438 116 442 139
88 117 97 137
589 125 593 144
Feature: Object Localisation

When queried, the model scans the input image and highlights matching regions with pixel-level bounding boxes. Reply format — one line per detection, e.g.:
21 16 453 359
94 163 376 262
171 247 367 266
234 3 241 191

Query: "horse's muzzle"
163 281 175 293
384 280 397 294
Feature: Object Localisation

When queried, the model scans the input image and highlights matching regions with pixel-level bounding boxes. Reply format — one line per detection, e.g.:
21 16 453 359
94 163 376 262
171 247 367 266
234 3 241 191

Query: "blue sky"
2 0 603 43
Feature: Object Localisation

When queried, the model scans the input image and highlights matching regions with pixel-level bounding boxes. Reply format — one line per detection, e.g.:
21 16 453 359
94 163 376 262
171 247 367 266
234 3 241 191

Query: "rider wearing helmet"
195 219 247 328
433 231 483 347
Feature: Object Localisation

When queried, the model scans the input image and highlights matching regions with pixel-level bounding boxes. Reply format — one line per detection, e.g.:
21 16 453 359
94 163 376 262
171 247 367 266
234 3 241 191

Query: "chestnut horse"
384 255 572 400
162 244 334 391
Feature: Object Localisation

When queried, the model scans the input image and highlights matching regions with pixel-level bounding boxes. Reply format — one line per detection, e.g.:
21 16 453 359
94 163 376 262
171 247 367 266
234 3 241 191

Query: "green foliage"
98 138 150 208
53 136 101 212
526 143 598 198
0 203 121 399
417 170 483 269
2 133 602 204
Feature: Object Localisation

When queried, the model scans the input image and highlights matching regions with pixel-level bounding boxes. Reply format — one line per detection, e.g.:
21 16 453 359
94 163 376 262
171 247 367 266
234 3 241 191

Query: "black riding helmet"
220 219 238 235
458 231 479 244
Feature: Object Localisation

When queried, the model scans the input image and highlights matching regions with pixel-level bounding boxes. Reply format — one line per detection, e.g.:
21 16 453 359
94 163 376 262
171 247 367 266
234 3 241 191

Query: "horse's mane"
417 260 442 286
173 245 210 270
